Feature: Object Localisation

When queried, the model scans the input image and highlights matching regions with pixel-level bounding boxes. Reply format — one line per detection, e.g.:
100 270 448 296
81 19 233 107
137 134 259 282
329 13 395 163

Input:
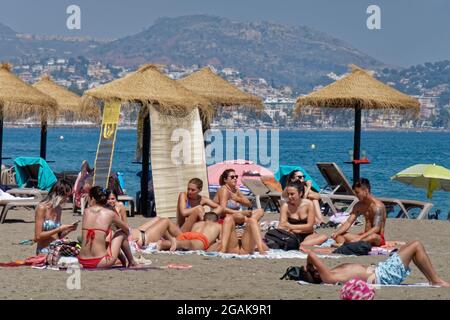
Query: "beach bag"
264 228 300 251
45 239 80 266
280 266 305 280
333 241 372 256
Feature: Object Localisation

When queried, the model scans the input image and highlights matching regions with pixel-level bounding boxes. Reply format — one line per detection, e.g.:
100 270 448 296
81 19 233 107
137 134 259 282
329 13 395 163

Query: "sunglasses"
294 175 304 179
228 175 239 180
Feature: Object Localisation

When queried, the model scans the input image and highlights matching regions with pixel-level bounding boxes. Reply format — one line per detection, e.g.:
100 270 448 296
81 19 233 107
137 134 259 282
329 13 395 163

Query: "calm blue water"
3 128 450 219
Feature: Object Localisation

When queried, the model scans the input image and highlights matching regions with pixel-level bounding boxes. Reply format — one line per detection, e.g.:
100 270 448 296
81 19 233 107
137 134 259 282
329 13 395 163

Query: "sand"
1 207 450 300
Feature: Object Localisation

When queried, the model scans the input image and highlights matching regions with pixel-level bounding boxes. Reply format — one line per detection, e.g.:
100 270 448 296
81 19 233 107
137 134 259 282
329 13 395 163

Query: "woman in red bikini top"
78 186 137 269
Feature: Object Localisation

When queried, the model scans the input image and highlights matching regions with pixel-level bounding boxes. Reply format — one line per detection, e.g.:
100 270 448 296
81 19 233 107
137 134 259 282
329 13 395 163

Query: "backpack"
264 227 300 251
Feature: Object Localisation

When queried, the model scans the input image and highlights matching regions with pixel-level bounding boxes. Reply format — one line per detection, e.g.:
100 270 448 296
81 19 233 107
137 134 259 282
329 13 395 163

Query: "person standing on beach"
332 178 386 246
34 180 78 255
214 169 264 224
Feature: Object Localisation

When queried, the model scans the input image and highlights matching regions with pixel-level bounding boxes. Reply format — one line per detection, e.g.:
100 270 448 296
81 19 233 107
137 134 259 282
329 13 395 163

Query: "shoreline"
4 124 450 133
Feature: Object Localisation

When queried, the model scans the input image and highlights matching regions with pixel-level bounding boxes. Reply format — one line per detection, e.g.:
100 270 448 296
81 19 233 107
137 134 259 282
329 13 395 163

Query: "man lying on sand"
300 241 450 287
332 178 386 247
159 212 221 251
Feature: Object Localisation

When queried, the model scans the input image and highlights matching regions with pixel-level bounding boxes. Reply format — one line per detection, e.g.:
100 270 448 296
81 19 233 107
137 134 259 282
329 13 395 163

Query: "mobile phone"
72 220 81 226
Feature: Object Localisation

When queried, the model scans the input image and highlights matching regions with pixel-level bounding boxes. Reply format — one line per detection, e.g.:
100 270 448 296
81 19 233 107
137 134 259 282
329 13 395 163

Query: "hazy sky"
0 0 449 67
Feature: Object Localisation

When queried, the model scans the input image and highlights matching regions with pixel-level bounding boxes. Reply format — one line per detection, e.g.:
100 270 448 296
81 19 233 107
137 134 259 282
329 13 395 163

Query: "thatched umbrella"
295 65 420 181
81 64 212 216
0 63 57 168
178 67 263 131
33 75 96 159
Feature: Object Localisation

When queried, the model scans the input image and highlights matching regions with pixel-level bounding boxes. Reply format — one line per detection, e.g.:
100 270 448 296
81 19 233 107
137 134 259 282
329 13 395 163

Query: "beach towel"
298 281 440 288
130 245 343 260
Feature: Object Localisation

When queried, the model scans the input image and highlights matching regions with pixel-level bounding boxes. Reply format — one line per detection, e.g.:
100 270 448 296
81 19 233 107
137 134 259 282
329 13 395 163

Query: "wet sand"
1 208 450 300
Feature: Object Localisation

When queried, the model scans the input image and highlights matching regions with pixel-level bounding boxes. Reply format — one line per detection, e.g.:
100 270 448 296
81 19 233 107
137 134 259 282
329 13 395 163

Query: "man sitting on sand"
159 212 221 251
332 178 386 246
299 241 450 287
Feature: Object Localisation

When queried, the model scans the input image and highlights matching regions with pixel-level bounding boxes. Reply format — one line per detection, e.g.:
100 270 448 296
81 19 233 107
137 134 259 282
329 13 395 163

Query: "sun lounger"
0 189 43 223
316 162 433 219
241 178 281 212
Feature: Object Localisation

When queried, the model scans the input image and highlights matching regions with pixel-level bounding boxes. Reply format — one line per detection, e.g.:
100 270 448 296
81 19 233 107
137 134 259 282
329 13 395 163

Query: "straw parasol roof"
33 75 98 120
178 67 263 109
81 64 213 123
0 63 57 120
295 65 420 112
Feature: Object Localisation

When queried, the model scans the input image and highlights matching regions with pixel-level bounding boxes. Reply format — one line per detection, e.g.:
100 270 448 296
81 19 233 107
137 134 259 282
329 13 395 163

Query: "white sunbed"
316 162 433 220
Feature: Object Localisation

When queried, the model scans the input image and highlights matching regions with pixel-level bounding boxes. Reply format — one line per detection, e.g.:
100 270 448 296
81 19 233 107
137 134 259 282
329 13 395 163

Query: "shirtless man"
332 178 386 246
159 212 221 251
300 241 450 287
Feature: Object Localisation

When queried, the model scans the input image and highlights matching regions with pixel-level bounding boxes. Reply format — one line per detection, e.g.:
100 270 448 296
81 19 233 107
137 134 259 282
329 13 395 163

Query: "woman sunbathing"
213 169 264 224
78 186 137 269
278 182 327 247
177 178 223 231
106 189 181 251
283 170 325 225
214 215 268 255
34 180 77 255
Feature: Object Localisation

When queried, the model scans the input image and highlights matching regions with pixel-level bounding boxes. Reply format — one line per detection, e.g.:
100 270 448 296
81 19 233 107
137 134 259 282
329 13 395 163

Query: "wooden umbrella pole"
0 105 3 169
40 120 47 160
141 111 151 217
353 105 362 182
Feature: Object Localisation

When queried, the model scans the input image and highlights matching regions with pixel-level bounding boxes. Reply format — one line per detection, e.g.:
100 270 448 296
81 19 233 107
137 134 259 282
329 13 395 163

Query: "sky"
0 0 449 67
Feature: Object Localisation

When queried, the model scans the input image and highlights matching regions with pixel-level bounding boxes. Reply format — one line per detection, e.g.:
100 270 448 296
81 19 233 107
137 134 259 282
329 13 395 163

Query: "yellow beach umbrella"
391 164 450 199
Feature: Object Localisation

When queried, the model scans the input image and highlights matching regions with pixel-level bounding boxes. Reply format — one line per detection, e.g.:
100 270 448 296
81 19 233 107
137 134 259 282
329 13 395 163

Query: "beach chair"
316 162 433 219
0 189 43 223
241 177 281 212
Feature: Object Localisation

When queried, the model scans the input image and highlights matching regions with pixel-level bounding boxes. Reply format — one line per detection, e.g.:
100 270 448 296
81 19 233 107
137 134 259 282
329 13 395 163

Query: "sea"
3 128 450 219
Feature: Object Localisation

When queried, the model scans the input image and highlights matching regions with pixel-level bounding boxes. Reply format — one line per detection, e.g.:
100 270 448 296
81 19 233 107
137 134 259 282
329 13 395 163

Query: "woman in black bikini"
278 182 327 247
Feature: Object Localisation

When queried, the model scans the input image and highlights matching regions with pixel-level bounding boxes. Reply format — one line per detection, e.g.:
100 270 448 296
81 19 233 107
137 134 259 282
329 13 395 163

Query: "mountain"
0 21 101 63
0 22 16 38
89 15 386 92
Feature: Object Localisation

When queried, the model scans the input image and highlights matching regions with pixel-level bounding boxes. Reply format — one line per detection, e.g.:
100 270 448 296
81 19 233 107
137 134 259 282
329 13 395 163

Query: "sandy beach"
1 207 450 300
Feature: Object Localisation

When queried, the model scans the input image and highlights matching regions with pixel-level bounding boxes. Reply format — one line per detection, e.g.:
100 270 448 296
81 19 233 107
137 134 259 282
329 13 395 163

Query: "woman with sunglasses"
34 180 78 255
285 170 325 225
214 169 264 224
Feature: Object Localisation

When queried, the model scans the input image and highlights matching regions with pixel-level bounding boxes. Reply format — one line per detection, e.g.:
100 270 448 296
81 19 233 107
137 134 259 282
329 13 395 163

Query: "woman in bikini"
177 178 223 231
217 215 268 255
214 169 264 224
34 180 77 255
78 186 137 269
278 182 327 247
106 189 181 251
283 170 325 225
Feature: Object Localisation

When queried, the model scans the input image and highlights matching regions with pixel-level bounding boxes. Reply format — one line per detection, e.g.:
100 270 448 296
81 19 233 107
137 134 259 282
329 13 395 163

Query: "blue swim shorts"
375 252 411 285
